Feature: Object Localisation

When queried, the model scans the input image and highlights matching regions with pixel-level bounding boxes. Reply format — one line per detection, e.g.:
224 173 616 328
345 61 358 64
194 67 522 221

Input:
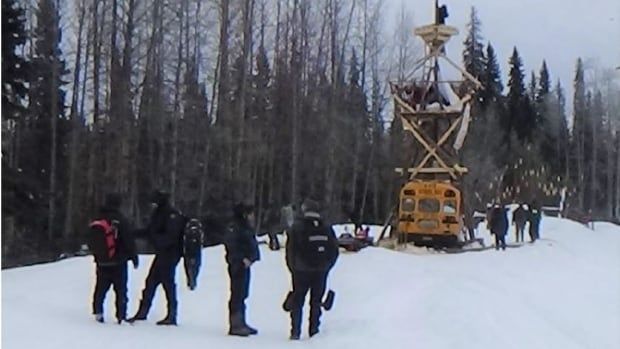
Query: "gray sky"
386 0 620 95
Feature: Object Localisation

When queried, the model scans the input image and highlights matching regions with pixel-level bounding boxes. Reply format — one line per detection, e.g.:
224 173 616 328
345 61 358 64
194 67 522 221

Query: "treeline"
2 1 619 265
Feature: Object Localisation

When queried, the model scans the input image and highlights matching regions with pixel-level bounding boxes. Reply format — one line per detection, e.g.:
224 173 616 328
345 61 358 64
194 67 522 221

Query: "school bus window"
443 200 457 214
401 198 415 212
418 198 440 213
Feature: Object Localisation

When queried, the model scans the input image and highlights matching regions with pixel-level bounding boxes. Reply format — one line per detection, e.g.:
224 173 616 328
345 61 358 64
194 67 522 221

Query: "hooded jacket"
286 211 339 273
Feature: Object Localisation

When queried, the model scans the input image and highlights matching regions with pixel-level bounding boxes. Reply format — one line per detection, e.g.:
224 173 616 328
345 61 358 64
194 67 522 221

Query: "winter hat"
233 202 254 220
301 198 320 214
104 193 122 209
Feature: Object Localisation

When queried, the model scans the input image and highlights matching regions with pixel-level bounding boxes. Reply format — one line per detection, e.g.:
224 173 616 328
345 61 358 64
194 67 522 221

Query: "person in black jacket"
286 199 339 340
489 204 509 251
512 204 528 243
129 191 185 325
225 203 260 336
528 201 542 242
90 193 138 324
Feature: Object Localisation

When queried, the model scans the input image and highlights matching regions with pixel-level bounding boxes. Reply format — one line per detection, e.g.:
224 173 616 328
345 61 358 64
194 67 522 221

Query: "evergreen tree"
554 80 570 179
2 0 29 121
572 58 587 209
462 7 486 83
480 42 502 110
538 61 551 100
528 71 537 102
506 47 530 140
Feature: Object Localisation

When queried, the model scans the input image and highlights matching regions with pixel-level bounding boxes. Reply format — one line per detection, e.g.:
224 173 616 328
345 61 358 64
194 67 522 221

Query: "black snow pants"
494 232 506 250
529 223 540 241
184 252 202 290
138 253 181 317
92 263 128 321
228 264 251 316
290 270 329 336
515 224 525 243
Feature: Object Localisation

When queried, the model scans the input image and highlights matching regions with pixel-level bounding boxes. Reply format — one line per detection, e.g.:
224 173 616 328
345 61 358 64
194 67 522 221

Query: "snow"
3 217 620 349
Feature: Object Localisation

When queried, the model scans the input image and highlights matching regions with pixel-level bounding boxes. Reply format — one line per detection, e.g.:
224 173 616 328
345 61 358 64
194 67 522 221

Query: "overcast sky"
385 0 620 96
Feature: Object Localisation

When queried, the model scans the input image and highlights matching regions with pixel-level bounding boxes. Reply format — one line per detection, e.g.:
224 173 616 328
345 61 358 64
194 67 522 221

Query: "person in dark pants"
489 204 508 251
129 191 185 325
182 218 204 290
89 193 138 324
528 202 542 242
512 204 528 243
225 203 260 336
286 199 339 340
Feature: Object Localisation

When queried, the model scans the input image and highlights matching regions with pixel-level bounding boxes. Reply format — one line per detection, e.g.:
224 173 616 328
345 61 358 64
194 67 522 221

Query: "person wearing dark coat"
129 191 185 325
528 202 542 242
512 204 529 243
489 205 509 251
286 199 339 340
225 203 260 336
90 193 138 324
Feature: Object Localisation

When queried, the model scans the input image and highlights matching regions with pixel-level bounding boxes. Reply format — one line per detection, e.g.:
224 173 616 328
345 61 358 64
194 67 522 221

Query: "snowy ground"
3 217 620 349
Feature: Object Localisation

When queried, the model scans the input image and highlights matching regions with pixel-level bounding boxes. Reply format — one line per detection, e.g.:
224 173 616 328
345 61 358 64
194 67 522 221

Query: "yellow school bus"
398 180 463 247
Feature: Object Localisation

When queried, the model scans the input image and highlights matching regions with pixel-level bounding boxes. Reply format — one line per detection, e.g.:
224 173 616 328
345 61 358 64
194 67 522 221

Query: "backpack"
88 219 119 263
298 217 333 270
183 218 204 257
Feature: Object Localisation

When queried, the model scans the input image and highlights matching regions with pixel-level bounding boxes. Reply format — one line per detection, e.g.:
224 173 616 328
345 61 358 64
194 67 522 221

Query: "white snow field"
3 217 620 349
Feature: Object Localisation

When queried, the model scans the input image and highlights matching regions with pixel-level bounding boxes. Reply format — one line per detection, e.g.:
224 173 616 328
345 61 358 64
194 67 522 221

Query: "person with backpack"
285 199 339 340
512 204 528 243
224 203 260 336
182 218 204 290
129 191 185 325
88 193 138 324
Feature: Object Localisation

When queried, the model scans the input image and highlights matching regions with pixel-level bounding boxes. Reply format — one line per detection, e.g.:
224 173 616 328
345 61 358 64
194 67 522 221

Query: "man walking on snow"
129 191 185 325
285 199 339 340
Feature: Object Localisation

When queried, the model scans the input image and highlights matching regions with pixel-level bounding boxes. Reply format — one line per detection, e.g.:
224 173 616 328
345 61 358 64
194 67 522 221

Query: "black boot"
228 313 253 336
157 302 177 326
309 305 321 338
156 315 177 326
241 312 258 335
290 308 302 340
127 300 149 323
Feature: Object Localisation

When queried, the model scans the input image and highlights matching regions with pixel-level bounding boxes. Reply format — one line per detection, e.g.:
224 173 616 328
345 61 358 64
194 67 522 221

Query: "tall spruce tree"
480 42 502 110
537 61 557 174
573 58 586 210
553 80 570 180
2 0 29 122
506 47 529 140
463 7 486 82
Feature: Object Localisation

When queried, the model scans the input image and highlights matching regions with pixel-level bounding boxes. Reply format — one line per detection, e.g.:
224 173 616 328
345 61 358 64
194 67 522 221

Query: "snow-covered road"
3 217 619 349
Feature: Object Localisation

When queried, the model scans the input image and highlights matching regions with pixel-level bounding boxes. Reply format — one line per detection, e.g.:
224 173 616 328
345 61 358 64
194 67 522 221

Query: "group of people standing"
87 192 339 340
487 203 542 250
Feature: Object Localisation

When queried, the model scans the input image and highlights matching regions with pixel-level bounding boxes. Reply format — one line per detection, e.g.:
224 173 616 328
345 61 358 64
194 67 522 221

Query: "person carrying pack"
88 193 138 324
129 190 185 325
285 199 339 340
183 218 204 290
